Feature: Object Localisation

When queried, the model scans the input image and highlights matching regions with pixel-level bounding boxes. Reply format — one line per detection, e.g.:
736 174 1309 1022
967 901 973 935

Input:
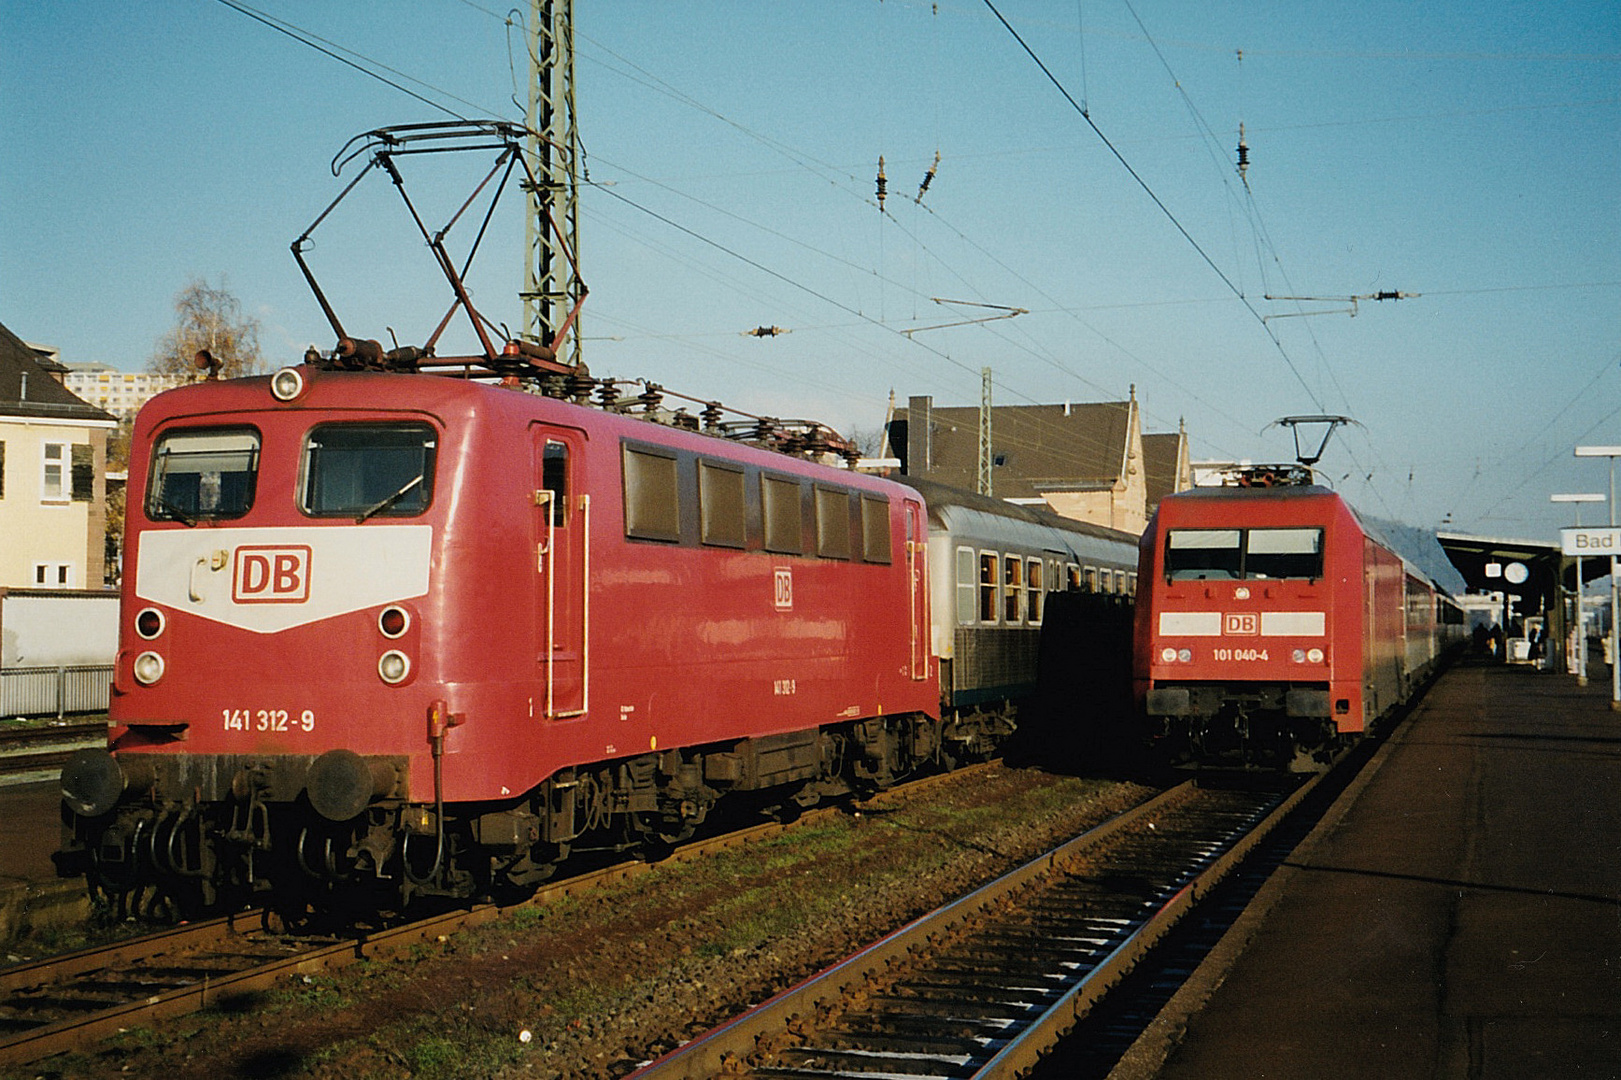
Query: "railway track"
0 719 106 783
0 758 1000 1067
628 771 1325 1080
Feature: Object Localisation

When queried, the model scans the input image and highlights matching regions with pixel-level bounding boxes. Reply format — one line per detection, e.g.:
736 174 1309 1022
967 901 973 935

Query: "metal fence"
0 665 113 719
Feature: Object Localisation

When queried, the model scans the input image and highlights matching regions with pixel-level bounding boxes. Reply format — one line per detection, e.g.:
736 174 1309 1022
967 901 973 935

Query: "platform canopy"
1437 531 1610 610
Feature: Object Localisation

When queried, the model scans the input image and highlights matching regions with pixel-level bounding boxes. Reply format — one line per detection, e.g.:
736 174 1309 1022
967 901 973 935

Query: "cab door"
533 424 588 718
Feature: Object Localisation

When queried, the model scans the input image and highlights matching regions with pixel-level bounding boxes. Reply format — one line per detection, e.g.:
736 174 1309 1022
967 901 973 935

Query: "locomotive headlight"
1307 648 1325 664
133 651 166 685
270 366 306 402
1160 647 1177 663
378 649 411 684
1177 648 1193 663
378 606 410 639
135 607 166 640
1292 649 1307 663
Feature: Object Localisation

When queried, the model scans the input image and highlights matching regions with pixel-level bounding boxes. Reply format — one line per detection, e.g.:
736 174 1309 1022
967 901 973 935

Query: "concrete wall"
0 588 118 667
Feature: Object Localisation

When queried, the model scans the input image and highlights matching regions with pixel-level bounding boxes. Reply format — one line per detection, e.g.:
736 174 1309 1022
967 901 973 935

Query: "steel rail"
626 772 1321 1080
625 781 1204 1080
975 771 1321 1079
0 759 1002 1066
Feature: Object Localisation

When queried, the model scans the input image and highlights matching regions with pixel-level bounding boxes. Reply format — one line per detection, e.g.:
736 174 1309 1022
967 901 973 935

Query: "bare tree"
148 276 266 378
844 424 894 459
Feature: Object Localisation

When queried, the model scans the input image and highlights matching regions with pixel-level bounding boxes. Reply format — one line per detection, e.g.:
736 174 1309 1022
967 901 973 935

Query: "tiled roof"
0 321 117 422
1142 430 1186 510
895 401 1132 499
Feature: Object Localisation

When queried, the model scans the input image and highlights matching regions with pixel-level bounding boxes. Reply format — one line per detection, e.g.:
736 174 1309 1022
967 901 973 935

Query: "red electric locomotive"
61 366 946 914
1133 467 1463 768
57 121 1141 917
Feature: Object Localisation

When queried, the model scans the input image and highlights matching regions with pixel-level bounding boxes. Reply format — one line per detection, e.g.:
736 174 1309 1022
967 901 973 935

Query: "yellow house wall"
1036 399 1148 535
0 417 111 589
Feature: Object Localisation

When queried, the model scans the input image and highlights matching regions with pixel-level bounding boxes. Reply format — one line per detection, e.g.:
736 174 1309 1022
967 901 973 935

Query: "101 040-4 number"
1212 648 1269 662
223 709 315 732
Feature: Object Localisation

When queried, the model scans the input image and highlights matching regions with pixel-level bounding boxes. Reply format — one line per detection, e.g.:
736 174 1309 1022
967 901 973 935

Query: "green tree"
148 276 266 378
103 417 133 584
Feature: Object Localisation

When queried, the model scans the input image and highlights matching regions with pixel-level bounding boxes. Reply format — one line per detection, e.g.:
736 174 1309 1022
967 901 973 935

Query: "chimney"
906 395 933 478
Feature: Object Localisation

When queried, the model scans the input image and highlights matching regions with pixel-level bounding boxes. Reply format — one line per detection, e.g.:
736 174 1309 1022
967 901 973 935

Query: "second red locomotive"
1133 468 1464 768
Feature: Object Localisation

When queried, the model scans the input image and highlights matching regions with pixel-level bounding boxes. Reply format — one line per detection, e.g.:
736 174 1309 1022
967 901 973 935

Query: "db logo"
233 546 311 604
1223 612 1259 636
773 568 793 611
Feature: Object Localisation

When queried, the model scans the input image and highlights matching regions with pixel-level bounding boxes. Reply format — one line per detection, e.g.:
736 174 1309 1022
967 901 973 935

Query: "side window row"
953 546 1135 626
622 443 892 564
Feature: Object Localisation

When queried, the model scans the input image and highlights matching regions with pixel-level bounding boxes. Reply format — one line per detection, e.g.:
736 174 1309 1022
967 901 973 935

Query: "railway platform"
1126 658 1621 1079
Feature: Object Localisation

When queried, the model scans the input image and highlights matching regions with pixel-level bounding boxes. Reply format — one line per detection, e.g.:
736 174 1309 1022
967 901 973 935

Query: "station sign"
1560 527 1621 556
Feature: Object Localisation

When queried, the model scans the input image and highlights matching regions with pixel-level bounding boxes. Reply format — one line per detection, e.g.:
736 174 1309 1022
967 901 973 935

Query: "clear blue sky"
3 1 1617 539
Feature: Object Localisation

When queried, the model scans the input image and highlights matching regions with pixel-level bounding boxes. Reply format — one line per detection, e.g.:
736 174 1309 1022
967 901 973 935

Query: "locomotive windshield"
303 423 438 520
147 427 260 523
1166 527 1323 581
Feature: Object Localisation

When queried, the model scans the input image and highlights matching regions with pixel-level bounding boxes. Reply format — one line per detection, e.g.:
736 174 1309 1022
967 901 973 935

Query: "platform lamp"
1575 445 1621 710
1552 492 1606 685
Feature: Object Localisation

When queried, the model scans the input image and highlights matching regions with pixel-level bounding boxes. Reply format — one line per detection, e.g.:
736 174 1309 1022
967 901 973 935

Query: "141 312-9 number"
223 709 315 732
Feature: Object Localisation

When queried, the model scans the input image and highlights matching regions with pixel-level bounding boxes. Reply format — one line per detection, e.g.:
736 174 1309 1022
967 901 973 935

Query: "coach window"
1026 558 1044 624
1084 566 1098 592
1067 563 1080 591
762 475 803 554
861 495 892 563
306 424 437 520
698 460 746 548
623 445 681 542
1127 572 1138 596
150 427 261 522
978 552 998 622
1003 554 1025 623
956 547 977 625
814 486 851 559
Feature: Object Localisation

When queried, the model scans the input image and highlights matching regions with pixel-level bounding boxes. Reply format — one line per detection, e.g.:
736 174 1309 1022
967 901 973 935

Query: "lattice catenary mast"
523 0 584 368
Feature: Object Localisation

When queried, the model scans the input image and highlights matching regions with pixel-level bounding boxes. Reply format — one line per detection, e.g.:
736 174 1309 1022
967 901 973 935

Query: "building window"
34 562 73 588
41 442 66 502
71 443 94 501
